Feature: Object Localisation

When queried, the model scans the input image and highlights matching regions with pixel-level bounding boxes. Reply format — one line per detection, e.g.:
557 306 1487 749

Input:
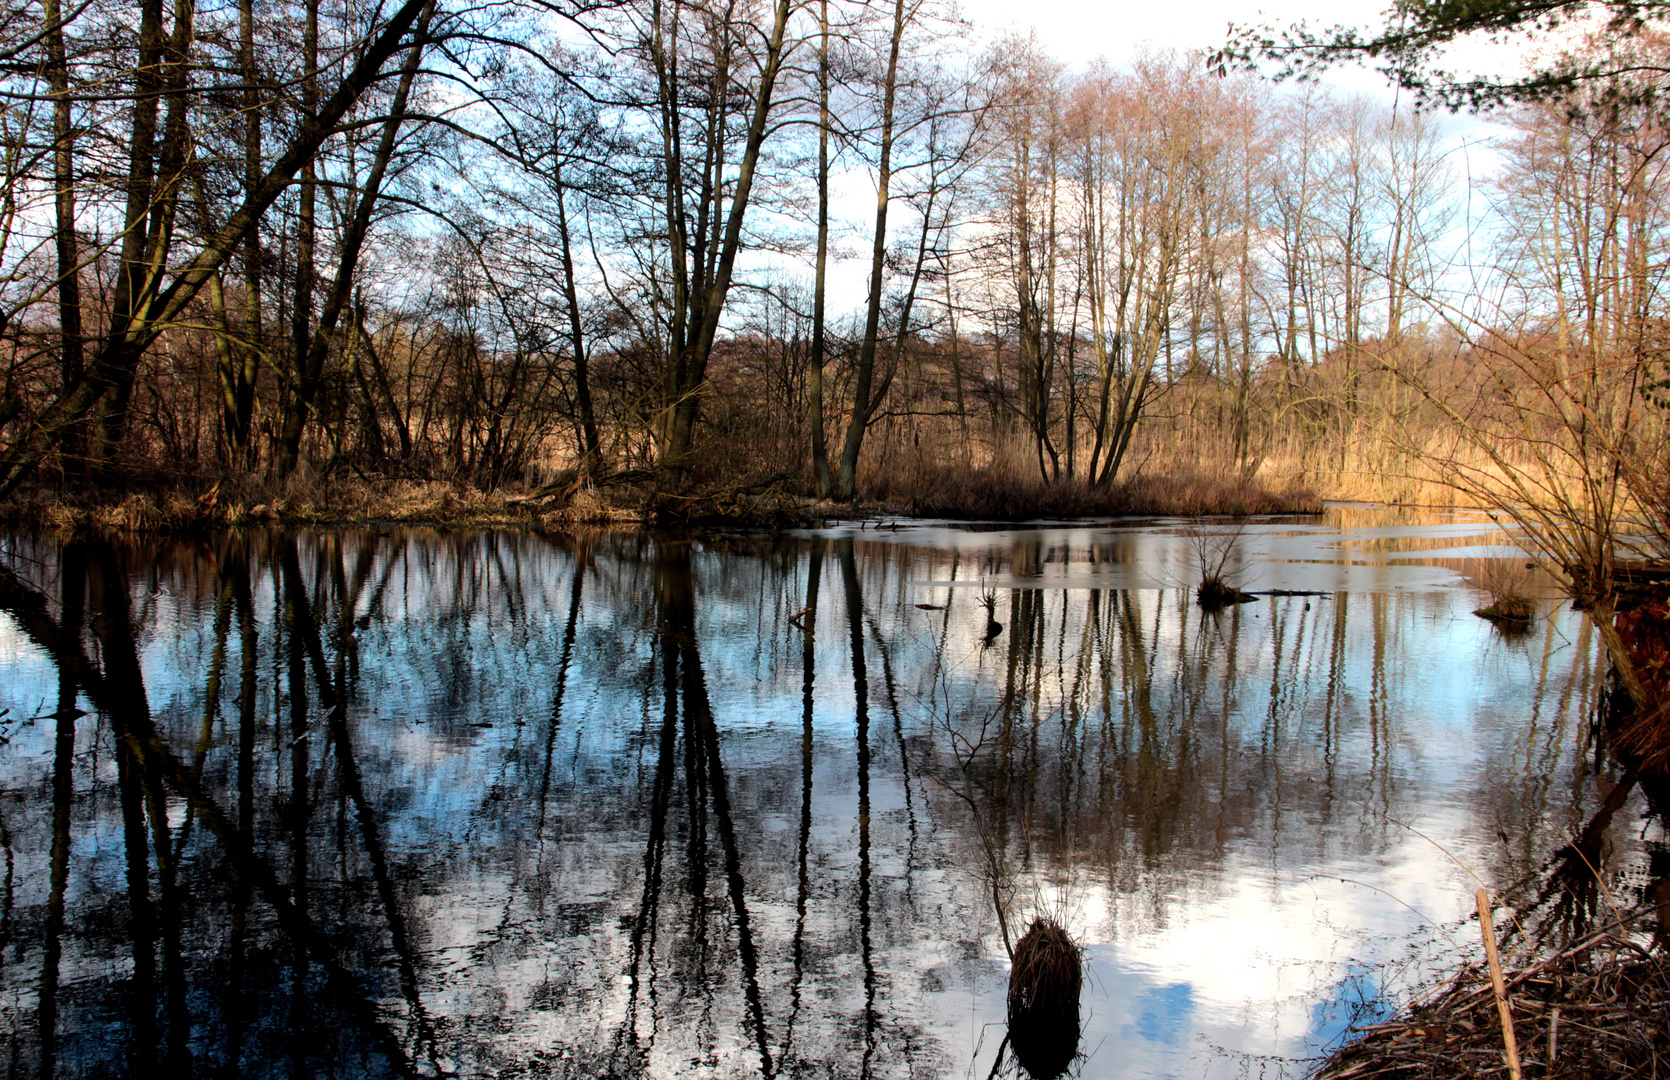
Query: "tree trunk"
554 165 599 465
277 0 321 477
88 0 167 481
832 0 910 501
807 0 833 497
0 0 435 500
43 0 84 474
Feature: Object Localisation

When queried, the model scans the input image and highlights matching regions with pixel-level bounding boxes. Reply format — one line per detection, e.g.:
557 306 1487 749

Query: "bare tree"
632 0 797 468
1384 35 1670 708
0 0 438 497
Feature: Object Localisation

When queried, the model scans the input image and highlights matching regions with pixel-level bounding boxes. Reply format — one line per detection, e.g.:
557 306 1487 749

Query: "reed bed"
869 461 1324 520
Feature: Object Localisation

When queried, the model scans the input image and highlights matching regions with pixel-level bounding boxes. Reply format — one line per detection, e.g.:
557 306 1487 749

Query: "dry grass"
1476 596 1535 623
3 460 1323 532
1313 918 1670 1079
1007 917 1084 1080
1472 561 1538 627
1197 578 1258 609
866 460 1324 520
3 488 229 532
1009 918 1083 1018
0 477 645 532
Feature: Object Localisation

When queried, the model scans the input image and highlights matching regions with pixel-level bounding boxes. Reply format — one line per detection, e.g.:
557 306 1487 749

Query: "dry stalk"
1476 888 1522 1080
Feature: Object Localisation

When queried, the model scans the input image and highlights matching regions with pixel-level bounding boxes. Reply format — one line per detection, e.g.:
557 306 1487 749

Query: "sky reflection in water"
0 508 1646 1078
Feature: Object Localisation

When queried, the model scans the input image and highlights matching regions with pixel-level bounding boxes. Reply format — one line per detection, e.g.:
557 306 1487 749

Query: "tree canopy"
1215 0 1670 109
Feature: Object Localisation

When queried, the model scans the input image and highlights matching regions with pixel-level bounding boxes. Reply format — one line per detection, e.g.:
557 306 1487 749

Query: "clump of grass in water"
1190 525 1257 610
1197 576 1257 609
1475 595 1534 621
979 586 1004 644
1472 561 1536 627
1007 917 1083 1080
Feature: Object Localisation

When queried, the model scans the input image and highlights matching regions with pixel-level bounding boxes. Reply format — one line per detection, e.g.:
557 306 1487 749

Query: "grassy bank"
0 478 631 533
0 464 1327 533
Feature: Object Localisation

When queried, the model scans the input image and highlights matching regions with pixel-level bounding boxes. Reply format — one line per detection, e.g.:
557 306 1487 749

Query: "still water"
0 509 1652 1078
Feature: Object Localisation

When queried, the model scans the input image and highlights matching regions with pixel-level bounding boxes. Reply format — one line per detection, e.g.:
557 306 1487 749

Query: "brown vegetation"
1007 917 1083 1080
1008 918 1083 1019
1610 595 1670 773
1197 577 1259 609
0 478 641 533
3 6 1661 533
1314 915 1670 1080
0 463 1326 533
1473 562 1537 627
1475 596 1535 624
865 458 1322 519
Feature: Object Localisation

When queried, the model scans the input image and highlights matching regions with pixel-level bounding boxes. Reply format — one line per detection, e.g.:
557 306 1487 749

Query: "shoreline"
1312 906 1669 1080
0 473 1338 533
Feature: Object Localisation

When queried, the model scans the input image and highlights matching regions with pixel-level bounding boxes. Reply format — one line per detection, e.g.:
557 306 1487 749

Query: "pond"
0 507 1657 1078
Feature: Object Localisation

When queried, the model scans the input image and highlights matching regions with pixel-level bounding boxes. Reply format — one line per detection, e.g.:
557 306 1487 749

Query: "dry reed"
868 460 1323 520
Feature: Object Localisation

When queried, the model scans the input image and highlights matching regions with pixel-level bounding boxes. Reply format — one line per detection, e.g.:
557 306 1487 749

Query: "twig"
1477 887 1523 1080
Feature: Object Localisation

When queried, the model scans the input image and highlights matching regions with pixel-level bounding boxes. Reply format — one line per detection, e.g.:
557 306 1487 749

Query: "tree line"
0 0 1665 509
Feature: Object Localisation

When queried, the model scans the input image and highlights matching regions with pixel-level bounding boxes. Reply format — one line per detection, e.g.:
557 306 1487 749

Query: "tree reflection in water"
0 519 1652 1078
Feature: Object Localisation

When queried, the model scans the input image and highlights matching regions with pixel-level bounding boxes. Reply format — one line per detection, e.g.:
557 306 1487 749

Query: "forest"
0 0 1665 528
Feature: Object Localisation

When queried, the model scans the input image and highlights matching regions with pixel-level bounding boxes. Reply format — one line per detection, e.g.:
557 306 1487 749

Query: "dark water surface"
0 510 1653 1078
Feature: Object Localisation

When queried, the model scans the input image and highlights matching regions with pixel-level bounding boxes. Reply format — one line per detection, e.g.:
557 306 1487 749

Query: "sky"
778 0 1520 319
803 0 1528 321
950 0 1530 146
954 0 1395 83
951 0 1538 92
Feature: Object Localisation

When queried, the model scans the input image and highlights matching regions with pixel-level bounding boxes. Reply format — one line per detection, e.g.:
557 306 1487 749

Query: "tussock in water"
1474 596 1534 625
1197 577 1257 609
1008 918 1083 1079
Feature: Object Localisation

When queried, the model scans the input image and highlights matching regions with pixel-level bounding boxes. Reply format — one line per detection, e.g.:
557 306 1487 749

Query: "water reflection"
0 514 1653 1078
